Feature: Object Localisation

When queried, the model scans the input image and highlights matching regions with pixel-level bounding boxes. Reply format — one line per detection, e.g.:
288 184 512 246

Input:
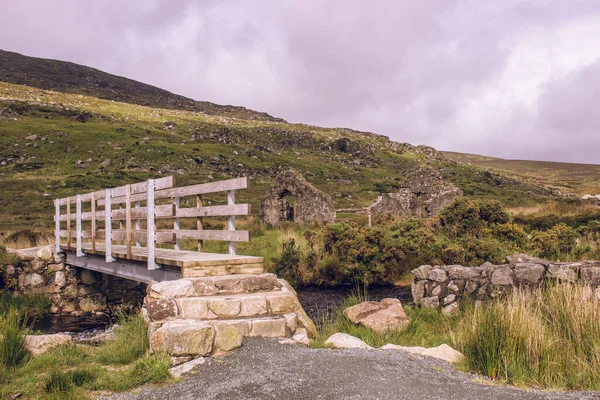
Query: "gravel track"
107 338 600 400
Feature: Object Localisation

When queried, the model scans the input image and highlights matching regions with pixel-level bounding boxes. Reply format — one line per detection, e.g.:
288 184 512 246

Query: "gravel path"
107 339 600 400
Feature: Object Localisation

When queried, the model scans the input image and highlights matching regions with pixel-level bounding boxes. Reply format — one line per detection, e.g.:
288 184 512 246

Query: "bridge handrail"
54 176 250 270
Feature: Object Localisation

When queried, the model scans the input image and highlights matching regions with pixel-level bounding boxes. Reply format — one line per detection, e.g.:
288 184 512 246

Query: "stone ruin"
367 166 462 218
260 170 336 226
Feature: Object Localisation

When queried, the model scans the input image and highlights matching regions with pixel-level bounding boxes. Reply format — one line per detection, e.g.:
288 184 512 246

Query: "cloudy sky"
2 1 600 163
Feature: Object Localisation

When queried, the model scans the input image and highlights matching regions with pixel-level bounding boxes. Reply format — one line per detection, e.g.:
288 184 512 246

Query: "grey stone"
447 266 480 280
54 271 67 288
506 253 550 267
547 264 577 282
514 263 545 284
420 296 440 308
442 302 460 316
324 333 372 349
428 268 448 282
464 281 479 295
146 298 179 320
430 283 443 297
580 267 600 285
491 266 513 286
411 280 425 303
442 294 456 305
411 265 432 280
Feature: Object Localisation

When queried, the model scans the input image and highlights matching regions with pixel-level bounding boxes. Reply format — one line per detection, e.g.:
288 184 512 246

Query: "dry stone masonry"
143 273 317 359
368 166 462 218
412 254 600 314
260 169 336 226
4 246 145 314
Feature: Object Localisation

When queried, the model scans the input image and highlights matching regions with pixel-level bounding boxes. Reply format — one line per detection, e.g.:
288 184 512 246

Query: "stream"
32 285 413 335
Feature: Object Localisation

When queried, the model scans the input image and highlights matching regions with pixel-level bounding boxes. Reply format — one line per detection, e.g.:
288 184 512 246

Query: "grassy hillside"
0 81 554 231
443 151 600 195
0 50 282 122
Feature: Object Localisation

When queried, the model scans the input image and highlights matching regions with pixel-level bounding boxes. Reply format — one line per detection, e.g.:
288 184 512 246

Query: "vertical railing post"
105 188 114 262
227 190 236 255
76 195 83 257
135 201 141 247
125 184 132 259
54 199 61 253
196 194 203 252
91 193 96 253
173 196 180 251
147 179 157 270
66 198 71 250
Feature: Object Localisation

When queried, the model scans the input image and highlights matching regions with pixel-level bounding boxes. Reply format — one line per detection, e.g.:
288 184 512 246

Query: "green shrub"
272 239 302 287
96 312 148 365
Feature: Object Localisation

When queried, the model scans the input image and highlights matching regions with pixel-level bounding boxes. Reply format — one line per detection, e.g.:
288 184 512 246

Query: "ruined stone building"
260 170 336 226
367 166 462 218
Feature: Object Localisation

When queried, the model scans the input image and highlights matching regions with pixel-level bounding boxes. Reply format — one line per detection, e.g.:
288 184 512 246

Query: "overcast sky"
2 1 600 164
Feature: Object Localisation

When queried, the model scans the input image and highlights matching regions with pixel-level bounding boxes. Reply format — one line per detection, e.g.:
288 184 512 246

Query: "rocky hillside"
0 50 282 122
0 54 556 230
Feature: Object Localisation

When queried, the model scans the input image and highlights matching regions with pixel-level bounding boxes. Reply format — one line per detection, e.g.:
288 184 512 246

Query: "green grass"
0 307 30 369
95 312 149 365
0 310 171 399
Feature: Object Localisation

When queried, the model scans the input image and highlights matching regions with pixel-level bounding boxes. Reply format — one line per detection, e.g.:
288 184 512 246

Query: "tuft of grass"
0 291 52 316
456 283 600 390
96 311 148 365
93 352 172 392
0 307 30 369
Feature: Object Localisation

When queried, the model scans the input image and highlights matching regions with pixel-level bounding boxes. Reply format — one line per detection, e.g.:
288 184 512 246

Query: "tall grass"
0 307 30 369
0 229 54 249
96 311 148 365
456 283 600 390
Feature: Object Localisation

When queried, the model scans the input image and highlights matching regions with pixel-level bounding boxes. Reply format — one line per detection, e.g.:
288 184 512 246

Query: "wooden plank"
99 229 175 244
147 179 157 270
174 197 180 251
105 188 114 263
66 198 71 250
135 201 141 247
125 184 132 259
175 229 249 242
91 192 96 253
197 194 203 251
54 199 60 253
228 190 236 255
105 177 248 205
97 176 176 206
76 195 83 257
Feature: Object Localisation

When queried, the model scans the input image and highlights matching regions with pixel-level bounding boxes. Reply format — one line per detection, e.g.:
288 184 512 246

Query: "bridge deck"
60 243 264 278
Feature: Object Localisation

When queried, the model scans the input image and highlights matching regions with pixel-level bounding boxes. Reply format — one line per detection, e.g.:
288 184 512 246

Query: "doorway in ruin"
278 189 297 222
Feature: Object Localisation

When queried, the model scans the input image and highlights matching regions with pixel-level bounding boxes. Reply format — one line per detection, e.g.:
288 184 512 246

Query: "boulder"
547 263 577 282
343 298 409 334
447 266 480 280
36 246 54 261
490 265 513 286
169 357 206 378
513 263 545 285
427 268 448 283
324 333 372 349
411 265 432 280
24 334 72 355
421 344 464 363
411 280 425 303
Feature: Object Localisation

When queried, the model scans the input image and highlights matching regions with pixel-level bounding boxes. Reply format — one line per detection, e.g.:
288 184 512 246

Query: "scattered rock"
422 344 464 363
343 298 409 334
169 357 206 378
324 333 372 349
25 134 40 141
24 334 72 355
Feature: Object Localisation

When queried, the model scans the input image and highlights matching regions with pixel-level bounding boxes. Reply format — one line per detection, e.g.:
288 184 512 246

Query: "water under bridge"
54 176 264 283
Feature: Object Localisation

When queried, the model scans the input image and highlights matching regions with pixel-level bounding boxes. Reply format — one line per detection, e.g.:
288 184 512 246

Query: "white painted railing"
54 176 251 270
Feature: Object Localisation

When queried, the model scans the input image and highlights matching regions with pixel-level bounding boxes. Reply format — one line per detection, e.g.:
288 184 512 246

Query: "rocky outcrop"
368 166 462 218
260 170 336 226
144 274 317 357
412 255 600 310
343 298 409 334
3 246 145 315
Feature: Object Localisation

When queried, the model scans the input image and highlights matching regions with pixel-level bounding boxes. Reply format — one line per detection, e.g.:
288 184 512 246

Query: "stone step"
148 274 283 299
144 289 300 322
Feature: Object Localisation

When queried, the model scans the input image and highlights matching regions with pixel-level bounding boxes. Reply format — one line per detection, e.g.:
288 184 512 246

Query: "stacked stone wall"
412 254 600 314
3 246 145 315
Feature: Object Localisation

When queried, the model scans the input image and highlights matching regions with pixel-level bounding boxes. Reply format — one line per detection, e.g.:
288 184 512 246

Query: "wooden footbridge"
54 177 263 283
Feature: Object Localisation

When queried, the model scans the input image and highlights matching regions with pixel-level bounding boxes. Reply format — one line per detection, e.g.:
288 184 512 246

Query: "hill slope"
0 50 282 122
443 152 600 195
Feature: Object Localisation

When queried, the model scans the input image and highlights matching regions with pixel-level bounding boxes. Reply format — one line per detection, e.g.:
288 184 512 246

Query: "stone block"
36 246 54 261
150 279 195 299
442 294 456 305
514 263 545 285
192 279 219 296
30 259 47 273
48 263 65 272
419 296 439 308
411 280 425 303
212 276 243 292
547 264 577 282
268 294 298 314
79 295 106 312
146 298 179 321
491 266 513 286
209 298 241 317
343 298 409 334
447 266 480 280
464 280 479 295
210 319 251 337
177 298 209 319
242 274 281 292
427 268 448 282
580 267 600 285
54 271 67 288
283 313 297 334
250 318 287 337
411 265 432 280
150 320 215 357
239 296 268 317
80 269 98 285
429 283 443 297
214 324 243 352
447 280 464 293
